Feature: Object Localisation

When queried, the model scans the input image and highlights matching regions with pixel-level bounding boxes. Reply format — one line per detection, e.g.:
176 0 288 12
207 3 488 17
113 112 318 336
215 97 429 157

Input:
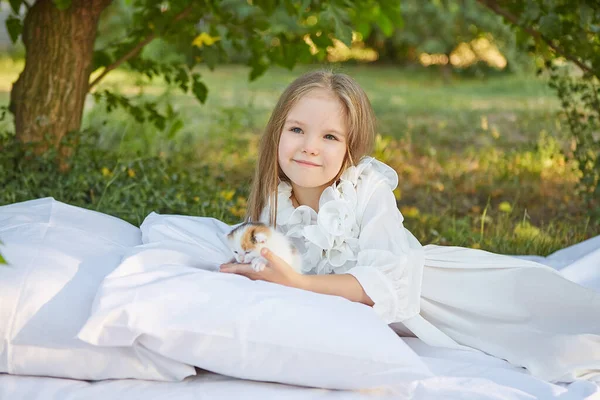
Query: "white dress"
264 156 600 384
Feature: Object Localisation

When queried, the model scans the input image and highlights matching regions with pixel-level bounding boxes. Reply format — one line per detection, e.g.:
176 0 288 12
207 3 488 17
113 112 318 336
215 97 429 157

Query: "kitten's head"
226 222 271 263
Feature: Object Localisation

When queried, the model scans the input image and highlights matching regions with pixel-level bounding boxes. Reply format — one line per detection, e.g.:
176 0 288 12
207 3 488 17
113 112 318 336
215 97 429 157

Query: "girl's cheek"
326 141 346 158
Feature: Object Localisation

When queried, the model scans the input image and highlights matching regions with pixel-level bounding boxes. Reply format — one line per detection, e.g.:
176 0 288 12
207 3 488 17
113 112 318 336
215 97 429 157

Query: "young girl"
220 70 600 384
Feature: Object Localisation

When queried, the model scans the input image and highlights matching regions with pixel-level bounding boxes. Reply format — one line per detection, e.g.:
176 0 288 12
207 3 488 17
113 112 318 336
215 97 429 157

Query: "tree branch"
89 5 194 90
476 0 594 75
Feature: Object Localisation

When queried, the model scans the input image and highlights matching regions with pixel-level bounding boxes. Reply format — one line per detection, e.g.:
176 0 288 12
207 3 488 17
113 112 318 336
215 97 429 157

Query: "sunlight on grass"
0 59 596 255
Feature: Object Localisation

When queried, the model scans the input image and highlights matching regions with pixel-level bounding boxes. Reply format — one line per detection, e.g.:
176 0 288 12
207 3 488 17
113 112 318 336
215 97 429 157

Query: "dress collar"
276 156 398 227
273 156 398 274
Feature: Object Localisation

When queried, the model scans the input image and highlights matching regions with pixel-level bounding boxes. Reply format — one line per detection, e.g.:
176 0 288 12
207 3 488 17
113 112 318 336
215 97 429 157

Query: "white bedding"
1 198 599 400
1 337 599 400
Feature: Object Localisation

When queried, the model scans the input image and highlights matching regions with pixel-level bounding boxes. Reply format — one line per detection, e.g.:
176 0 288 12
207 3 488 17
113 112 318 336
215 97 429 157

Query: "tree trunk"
9 0 112 156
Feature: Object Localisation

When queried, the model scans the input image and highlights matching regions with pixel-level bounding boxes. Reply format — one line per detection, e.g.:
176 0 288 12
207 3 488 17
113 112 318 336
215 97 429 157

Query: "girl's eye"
324 134 338 141
291 127 303 134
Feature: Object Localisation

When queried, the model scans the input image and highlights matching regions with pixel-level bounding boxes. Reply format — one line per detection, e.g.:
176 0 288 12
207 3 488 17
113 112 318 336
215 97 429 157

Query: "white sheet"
1 199 598 399
514 234 600 292
1 338 598 400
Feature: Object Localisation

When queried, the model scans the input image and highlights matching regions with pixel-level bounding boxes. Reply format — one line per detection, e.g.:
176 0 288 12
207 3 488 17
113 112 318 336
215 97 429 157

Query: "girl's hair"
246 69 376 225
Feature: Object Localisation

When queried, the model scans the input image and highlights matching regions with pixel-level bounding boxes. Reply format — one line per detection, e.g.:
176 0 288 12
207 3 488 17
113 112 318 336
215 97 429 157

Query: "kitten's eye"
291 127 303 134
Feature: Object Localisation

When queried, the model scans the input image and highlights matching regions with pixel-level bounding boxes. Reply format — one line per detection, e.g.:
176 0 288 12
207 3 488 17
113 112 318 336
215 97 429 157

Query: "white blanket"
1 337 599 400
1 198 599 399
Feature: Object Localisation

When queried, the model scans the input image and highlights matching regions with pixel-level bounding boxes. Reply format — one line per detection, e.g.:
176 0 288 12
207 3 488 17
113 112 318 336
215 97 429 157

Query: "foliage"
0 64 595 255
477 0 600 217
3 0 402 134
366 0 533 74
0 128 251 227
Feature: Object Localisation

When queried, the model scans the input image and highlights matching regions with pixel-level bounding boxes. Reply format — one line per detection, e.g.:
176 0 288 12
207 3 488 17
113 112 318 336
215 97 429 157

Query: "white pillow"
0 198 195 381
78 224 433 389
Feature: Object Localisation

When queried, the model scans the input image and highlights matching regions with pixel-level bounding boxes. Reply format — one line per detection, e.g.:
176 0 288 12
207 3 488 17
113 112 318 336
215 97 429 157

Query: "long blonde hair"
246 69 376 226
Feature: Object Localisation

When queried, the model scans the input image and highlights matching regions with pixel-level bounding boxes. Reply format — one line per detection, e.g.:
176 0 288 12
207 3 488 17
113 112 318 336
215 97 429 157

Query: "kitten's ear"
254 232 268 244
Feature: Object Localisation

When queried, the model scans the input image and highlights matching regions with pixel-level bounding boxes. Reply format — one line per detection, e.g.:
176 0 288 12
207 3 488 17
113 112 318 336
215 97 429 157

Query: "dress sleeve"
346 183 424 324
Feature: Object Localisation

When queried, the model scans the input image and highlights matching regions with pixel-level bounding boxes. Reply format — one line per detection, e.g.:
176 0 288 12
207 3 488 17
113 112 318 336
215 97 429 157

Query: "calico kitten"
226 222 303 273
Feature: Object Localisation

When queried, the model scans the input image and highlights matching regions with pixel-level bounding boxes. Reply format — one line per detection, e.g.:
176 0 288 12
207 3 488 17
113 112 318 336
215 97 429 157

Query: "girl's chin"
290 178 331 189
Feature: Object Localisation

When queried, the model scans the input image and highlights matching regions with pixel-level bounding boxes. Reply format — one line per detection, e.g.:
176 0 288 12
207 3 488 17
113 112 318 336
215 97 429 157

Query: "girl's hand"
219 248 304 288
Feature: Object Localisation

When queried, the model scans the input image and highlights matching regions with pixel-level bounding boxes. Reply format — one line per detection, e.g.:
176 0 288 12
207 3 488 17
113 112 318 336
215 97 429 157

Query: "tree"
4 0 401 158
367 0 532 75
476 0 600 212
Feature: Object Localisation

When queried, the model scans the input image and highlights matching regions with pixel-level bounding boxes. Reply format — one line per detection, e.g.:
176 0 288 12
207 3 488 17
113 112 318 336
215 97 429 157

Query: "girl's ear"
254 232 268 244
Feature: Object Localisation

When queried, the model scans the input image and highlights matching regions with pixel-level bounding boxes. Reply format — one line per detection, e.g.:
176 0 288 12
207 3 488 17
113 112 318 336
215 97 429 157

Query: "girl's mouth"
294 159 321 167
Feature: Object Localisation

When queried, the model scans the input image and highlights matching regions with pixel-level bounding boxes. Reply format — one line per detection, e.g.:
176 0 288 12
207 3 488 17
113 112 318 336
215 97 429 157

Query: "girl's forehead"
287 90 347 125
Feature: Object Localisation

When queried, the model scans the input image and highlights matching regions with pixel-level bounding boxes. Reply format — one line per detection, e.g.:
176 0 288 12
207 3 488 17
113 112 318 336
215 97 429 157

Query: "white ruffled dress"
263 156 600 384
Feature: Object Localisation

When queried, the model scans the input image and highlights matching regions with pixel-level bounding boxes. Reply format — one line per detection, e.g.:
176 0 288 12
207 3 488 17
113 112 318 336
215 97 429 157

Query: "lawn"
0 58 595 255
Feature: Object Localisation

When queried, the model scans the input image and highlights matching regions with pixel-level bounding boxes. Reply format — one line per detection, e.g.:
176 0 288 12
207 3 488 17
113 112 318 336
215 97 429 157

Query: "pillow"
139 211 236 270
78 223 433 389
0 198 195 381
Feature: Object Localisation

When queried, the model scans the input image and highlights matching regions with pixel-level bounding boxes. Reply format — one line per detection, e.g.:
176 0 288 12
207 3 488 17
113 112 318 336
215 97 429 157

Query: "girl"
220 69 600 384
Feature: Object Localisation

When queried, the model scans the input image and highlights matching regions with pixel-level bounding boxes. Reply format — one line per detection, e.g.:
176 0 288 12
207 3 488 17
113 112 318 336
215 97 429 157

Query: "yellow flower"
481 115 488 131
498 201 512 213
127 168 136 178
192 32 221 48
400 206 420 218
193 196 200 203
229 206 246 218
219 190 235 202
491 127 500 139
514 222 541 240
101 167 112 177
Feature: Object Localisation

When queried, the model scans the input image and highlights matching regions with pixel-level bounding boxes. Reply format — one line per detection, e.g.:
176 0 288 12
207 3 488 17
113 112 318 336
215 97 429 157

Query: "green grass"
0 59 596 256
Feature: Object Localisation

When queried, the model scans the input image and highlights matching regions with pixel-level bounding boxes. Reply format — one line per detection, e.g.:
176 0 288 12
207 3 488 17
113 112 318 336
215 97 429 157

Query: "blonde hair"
246 69 376 226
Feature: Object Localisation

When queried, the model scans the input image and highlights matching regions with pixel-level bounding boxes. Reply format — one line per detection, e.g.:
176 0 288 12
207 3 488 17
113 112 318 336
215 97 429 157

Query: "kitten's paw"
251 257 267 272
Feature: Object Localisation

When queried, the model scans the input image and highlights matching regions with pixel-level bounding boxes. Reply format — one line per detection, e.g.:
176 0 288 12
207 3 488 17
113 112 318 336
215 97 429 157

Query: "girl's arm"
220 247 374 306
295 273 375 306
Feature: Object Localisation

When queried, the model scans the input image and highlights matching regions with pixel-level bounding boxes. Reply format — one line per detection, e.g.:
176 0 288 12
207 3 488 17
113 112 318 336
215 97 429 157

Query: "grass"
0 58 596 256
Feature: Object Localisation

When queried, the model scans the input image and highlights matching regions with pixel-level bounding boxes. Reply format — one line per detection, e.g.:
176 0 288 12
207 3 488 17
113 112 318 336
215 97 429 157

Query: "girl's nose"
302 135 320 155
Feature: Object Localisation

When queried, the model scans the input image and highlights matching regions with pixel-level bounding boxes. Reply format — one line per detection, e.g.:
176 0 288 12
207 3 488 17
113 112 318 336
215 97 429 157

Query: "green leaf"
356 21 372 39
376 13 394 37
254 0 277 16
52 0 72 11
0 239 4 264
280 41 298 70
249 59 268 81
538 13 561 37
325 5 352 47
9 0 22 14
5 15 22 43
166 119 184 140
333 18 352 47
92 50 112 71
311 32 333 49
192 75 208 103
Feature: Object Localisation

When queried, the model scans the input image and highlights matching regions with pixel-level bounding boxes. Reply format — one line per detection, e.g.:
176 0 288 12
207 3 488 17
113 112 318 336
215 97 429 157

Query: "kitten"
226 222 303 273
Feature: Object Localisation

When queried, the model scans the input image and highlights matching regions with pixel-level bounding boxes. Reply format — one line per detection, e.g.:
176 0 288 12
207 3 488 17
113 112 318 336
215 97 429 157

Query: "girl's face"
278 89 348 191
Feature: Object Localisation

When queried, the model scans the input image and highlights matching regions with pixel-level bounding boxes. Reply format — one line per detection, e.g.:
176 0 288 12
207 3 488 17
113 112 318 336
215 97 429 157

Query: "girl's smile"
293 159 322 167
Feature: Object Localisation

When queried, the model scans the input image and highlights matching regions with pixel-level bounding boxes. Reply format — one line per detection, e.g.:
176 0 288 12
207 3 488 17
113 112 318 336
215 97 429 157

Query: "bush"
0 130 251 227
